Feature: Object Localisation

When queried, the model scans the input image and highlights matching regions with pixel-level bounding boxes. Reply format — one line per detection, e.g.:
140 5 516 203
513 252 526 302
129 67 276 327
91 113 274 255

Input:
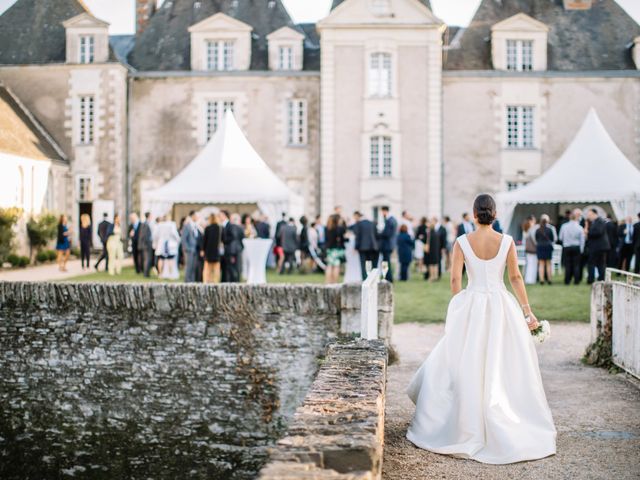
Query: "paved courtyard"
383 322 640 480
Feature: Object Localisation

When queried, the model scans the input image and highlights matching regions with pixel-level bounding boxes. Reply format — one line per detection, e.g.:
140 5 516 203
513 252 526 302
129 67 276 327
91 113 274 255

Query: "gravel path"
383 322 640 480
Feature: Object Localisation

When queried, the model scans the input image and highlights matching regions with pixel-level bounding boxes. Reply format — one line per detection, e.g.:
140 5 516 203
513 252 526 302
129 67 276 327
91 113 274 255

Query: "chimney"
136 0 156 35
562 0 592 10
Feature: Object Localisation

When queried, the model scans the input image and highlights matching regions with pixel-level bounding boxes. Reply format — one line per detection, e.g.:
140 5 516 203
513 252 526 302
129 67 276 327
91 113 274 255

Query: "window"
206 40 234 71
371 0 391 15
278 46 293 70
79 35 95 64
287 99 307 146
369 53 392 97
206 100 235 141
506 105 534 149
78 175 93 202
506 181 528 191
79 96 95 145
506 39 533 71
370 136 392 177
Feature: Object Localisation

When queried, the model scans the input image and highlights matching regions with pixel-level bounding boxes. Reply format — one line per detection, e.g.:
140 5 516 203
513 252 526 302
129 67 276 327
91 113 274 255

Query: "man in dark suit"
377 206 397 282
634 212 640 274
351 211 378 281
255 215 271 239
138 212 155 277
279 217 299 274
457 212 475 237
94 213 113 271
128 212 141 274
586 209 610 283
436 217 448 278
605 214 619 269
274 212 287 273
222 212 245 283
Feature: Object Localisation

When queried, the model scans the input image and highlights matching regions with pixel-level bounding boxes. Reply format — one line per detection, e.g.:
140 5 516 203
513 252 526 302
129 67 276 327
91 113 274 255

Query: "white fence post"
361 269 380 340
606 268 640 379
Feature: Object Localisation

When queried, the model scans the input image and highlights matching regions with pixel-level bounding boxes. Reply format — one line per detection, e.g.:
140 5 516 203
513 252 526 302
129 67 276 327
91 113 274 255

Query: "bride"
406 194 556 464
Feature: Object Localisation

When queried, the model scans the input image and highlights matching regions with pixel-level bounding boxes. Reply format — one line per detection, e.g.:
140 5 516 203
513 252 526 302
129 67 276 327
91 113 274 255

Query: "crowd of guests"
521 209 640 285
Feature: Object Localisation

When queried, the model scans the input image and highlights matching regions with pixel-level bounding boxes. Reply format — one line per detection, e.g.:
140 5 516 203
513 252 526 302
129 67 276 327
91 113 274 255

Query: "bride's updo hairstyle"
473 194 497 225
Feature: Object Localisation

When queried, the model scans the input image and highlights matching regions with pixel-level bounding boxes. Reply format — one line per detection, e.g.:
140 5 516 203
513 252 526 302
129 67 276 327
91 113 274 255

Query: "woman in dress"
396 224 415 281
424 219 441 282
55 214 71 272
415 217 428 274
535 214 555 285
201 213 222 284
155 216 181 280
523 215 538 284
79 213 92 270
407 194 556 464
324 213 346 284
106 214 124 276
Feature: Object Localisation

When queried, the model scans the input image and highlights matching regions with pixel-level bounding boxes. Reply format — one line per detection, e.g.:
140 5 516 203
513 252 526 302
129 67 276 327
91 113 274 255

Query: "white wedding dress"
406 234 556 464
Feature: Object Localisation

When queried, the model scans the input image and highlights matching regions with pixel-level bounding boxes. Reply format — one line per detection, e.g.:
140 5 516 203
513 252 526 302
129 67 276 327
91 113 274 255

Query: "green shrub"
27 213 58 254
7 253 20 267
17 256 30 267
0 207 21 263
36 251 49 263
70 246 80 257
47 250 57 261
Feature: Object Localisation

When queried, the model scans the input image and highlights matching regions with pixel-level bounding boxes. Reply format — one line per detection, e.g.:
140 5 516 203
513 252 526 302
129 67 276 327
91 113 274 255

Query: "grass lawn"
65 266 590 323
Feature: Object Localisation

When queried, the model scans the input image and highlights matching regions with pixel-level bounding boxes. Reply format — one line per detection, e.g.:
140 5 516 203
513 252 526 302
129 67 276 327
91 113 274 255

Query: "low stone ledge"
339 282 393 346
259 339 387 480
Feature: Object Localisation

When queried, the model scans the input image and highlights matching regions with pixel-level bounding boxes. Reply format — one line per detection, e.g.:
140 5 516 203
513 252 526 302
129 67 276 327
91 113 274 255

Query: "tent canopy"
497 108 640 229
145 110 302 220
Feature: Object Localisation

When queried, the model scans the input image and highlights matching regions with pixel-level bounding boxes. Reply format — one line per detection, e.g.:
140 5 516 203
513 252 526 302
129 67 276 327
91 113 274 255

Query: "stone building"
0 0 128 241
0 0 638 233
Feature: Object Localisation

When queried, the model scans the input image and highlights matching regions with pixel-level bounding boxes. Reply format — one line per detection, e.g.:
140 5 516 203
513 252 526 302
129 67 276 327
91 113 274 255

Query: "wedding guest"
55 214 71 272
535 214 555 285
424 218 441 282
585 209 610 283
605 214 619 269
222 212 245 282
315 214 326 254
523 216 538 285
558 211 585 284
634 212 640 274
492 218 503 234
201 213 222 284
399 210 415 238
255 214 270 239
443 215 455 271
456 212 475 237
138 212 155 278
397 224 415 281
183 211 201 283
79 213 92 270
107 214 124 276
618 216 635 272
155 216 180 280
94 213 112 271
308 218 320 264
352 211 378 281
415 217 428 273
128 212 141 274
279 217 299 275
324 213 346 284
435 217 447 278
273 212 287 274
378 206 397 282
298 215 312 272
242 213 257 239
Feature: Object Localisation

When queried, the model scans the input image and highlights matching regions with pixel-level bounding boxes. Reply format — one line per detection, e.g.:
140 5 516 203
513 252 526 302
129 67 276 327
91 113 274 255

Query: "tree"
27 213 58 258
0 207 21 263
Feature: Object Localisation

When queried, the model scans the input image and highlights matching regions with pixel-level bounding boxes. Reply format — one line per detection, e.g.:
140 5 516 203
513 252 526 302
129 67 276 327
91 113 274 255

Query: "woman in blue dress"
56 214 71 271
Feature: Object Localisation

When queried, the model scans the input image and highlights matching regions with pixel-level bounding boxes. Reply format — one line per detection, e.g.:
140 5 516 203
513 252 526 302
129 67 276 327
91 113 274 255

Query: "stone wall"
258 339 387 480
0 281 393 479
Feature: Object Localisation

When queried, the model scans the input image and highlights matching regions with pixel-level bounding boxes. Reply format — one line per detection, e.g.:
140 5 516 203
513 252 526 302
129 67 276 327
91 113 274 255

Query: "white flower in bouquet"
531 320 551 343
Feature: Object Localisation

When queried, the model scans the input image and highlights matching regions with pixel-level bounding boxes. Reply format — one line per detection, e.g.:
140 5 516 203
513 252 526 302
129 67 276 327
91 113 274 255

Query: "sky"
0 0 639 34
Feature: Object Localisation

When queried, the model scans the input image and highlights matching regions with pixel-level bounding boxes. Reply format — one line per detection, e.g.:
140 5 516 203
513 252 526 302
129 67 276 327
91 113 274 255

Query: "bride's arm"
450 241 464 295
506 241 539 330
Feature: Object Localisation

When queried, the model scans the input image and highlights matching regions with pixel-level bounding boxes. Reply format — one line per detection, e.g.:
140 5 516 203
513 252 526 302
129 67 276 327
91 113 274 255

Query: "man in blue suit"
378 206 397 282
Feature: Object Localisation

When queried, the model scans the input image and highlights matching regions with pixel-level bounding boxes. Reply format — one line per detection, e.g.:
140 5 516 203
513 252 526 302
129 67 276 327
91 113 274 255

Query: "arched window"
369 136 392 177
369 52 392 97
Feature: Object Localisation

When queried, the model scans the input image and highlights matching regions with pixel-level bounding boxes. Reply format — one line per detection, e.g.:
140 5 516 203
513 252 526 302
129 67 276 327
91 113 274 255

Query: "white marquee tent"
145 110 303 222
497 108 640 231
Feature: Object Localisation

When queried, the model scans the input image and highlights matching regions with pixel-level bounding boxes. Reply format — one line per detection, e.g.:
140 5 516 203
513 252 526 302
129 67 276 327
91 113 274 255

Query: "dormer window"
79 35 95 64
278 46 293 70
267 26 305 71
506 39 533 71
206 40 234 71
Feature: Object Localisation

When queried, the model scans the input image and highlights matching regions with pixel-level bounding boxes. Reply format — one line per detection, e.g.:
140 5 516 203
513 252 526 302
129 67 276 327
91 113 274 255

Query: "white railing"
606 268 640 379
360 269 380 340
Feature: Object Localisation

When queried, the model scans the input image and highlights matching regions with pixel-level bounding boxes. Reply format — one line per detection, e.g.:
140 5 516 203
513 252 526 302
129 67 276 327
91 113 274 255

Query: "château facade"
0 0 639 240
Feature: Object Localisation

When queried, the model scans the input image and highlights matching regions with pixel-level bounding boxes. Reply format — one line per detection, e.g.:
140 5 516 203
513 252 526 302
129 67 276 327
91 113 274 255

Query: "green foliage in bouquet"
27 213 58 254
0 207 21 263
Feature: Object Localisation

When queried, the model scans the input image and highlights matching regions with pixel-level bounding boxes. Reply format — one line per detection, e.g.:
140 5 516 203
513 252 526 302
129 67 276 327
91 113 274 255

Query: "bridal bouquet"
530 320 551 343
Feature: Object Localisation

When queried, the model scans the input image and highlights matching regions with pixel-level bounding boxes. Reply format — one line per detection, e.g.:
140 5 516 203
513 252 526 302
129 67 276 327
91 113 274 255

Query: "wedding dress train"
406 234 556 464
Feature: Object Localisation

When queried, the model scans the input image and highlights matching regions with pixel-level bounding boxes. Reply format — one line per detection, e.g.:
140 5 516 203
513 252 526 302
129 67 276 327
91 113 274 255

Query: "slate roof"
110 35 137 66
0 0 118 65
0 84 67 163
330 0 432 10
128 0 298 71
445 0 640 71
298 23 321 71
